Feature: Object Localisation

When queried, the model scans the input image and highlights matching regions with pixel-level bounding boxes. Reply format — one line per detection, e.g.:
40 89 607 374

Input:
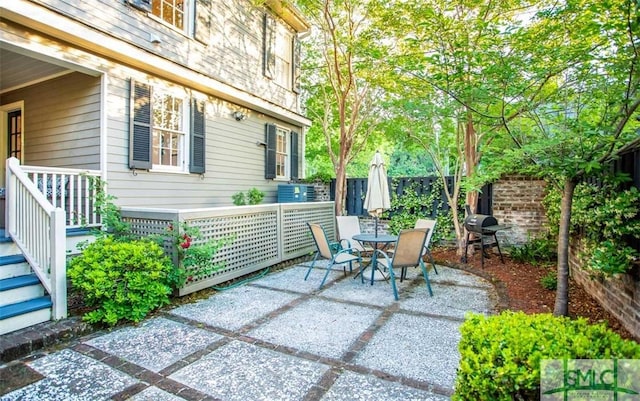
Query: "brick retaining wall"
492 175 548 246
570 239 640 339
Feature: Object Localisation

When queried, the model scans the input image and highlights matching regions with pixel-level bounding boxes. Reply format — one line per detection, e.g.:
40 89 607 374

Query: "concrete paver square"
127 386 186 400
251 265 341 294
1 349 137 401
321 371 450 401
354 313 461 389
169 340 329 401
248 298 380 359
401 284 496 319
318 273 400 307
169 285 299 331
84 317 220 372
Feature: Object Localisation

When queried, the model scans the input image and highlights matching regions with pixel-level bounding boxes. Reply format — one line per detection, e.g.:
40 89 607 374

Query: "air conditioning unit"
277 185 314 203
127 0 151 12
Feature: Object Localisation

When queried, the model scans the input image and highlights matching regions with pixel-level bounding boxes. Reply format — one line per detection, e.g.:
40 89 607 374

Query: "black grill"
462 207 509 268
464 214 499 233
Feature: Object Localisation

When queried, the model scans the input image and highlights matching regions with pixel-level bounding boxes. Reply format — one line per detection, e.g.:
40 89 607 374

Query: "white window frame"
274 25 293 89
275 126 289 179
150 0 192 35
151 89 190 173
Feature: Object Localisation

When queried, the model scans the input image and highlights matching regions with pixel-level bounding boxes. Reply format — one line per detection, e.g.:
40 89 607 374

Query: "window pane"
152 90 186 169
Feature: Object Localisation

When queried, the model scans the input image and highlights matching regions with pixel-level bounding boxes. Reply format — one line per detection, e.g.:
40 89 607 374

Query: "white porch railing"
21 164 101 228
120 201 337 296
6 157 67 319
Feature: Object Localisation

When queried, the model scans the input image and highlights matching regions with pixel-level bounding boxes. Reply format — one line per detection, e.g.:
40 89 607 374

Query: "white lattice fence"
120 202 335 296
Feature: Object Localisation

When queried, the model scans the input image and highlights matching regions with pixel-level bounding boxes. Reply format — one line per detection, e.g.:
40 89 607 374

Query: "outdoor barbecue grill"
462 207 510 268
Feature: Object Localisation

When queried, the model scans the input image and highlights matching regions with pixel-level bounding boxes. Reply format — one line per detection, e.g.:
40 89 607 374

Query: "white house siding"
0 72 101 170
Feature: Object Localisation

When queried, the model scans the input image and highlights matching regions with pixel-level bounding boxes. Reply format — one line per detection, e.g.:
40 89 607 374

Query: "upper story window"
263 14 300 92
152 0 186 31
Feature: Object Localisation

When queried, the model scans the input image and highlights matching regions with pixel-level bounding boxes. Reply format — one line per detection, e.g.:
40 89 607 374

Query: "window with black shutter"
190 100 206 174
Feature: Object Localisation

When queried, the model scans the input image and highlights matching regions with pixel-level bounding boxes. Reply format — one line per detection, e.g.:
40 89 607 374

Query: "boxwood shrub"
454 311 640 400
68 237 176 326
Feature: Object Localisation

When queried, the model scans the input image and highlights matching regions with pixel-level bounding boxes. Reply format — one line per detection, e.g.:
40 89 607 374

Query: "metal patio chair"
410 218 439 276
373 228 433 300
336 216 374 255
305 222 362 289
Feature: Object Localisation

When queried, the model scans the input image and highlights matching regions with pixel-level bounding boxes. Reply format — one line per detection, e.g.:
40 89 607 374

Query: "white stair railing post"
50 208 67 319
6 158 18 238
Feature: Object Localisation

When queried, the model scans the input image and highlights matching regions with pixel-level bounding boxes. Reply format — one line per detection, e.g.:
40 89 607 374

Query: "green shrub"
509 235 557 265
454 311 640 401
232 188 265 205
540 270 557 290
68 237 175 326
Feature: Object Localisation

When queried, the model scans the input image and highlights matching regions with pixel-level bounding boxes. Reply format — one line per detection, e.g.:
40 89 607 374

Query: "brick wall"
492 175 549 246
570 239 640 338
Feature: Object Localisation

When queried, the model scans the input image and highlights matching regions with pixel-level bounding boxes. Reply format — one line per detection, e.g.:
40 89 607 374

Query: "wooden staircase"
0 229 94 335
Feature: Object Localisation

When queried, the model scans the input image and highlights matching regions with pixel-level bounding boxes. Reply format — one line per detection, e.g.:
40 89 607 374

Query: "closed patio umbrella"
363 151 391 236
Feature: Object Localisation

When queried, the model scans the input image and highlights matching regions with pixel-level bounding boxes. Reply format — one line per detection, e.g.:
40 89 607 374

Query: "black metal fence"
331 176 493 217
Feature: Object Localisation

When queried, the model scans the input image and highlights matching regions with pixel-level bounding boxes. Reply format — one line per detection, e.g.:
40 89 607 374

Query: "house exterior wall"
1 72 101 170
1 0 310 208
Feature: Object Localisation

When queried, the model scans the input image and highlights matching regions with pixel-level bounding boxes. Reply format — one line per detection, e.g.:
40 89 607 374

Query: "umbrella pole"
375 216 378 237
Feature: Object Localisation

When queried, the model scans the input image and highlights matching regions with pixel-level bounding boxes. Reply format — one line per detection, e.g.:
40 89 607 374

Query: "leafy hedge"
454 311 640 400
68 237 176 326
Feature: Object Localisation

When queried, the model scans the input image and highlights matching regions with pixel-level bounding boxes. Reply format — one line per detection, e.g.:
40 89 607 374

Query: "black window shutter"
292 36 301 93
129 80 152 170
265 123 277 179
194 0 212 44
263 14 276 79
190 99 206 174
290 131 299 180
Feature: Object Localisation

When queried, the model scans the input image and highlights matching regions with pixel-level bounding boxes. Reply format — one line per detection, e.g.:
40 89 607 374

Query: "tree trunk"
554 178 577 316
334 162 347 216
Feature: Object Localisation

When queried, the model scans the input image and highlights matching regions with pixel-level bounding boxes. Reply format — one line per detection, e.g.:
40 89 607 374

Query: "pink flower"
180 241 191 249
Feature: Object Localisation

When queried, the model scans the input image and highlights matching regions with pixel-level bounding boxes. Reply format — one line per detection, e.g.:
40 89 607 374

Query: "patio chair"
336 216 374 255
373 228 433 300
305 222 362 289
410 218 439 276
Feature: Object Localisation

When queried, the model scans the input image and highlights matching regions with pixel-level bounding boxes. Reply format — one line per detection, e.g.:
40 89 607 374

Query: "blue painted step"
0 274 39 291
0 296 52 320
0 254 26 266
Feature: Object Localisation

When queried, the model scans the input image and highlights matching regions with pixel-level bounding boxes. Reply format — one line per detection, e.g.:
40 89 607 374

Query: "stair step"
0 296 52 335
0 274 40 291
0 296 52 320
0 254 26 266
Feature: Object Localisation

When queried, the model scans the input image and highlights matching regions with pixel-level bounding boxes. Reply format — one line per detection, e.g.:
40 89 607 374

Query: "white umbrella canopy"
363 151 391 236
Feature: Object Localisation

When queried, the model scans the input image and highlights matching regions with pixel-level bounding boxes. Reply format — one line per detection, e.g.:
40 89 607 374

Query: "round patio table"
352 233 398 285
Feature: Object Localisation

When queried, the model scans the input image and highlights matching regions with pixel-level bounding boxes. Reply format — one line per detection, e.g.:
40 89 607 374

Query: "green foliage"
163 222 232 286
509 235 557 265
454 311 640 400
540 270 558 290
247 188 265 205
86 176 132 240
588 239 638 277
300 172 333 184
544 177 640 276
385 179 458 243
231 192 246 206
232 188 265 206
68 237 174 326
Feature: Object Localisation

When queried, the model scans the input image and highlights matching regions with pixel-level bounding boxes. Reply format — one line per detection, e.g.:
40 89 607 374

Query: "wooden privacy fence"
332 176 493 217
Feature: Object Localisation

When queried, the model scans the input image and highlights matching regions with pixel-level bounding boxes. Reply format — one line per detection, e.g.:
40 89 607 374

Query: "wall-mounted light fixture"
232 111 247 121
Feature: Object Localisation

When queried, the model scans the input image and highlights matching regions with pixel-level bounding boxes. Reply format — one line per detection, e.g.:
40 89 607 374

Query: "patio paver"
1 263 497 401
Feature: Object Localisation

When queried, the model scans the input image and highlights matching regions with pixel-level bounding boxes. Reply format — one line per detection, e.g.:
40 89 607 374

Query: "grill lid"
464 214 498 233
